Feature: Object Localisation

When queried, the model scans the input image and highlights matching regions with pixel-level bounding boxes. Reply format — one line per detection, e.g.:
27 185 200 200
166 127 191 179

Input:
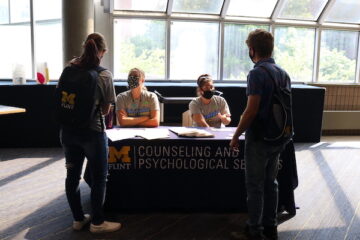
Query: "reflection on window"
223 24 268 80
10 0 29 23
325 0 360 24
0 24 31 78
172 0 224 14
170 21 219 80
227 0 277 18
114 19 166 79
319 30 357 82
34 0 61 20
35 21 62 80
0 0 9 24
274 27 315 82
114 0 167 12
278 0 328 21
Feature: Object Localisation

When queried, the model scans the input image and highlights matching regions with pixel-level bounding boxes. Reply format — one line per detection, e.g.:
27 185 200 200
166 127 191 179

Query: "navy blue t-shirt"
246 58 291 134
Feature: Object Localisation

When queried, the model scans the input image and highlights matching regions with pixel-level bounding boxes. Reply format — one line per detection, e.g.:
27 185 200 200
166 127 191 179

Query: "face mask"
249 49 256 63
202 90 214 99
128 75 140 89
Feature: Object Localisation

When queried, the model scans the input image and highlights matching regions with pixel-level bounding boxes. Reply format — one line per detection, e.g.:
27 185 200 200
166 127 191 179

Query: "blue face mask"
128 75 140 89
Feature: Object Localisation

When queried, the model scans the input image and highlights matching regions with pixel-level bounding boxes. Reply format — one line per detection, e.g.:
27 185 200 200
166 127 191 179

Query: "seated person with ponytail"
116 68 160 127
189 74 231 128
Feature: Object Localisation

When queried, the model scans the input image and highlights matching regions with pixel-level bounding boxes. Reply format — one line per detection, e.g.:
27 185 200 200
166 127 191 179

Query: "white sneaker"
73 214 91 230
90 221 122 233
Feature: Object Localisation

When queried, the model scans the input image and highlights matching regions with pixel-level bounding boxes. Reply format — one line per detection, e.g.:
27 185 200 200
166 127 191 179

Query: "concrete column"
62 0 94 66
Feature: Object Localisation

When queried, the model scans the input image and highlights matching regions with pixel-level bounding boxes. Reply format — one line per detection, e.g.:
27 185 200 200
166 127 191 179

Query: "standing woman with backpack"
58 33 121 233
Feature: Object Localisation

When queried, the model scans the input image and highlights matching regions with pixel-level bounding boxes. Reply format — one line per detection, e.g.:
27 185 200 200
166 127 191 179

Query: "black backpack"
54 65 106 129
258 64 294 145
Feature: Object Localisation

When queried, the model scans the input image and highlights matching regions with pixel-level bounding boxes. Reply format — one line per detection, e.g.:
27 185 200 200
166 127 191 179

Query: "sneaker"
90 221 121 233
73 214 91 230
263 225 278 240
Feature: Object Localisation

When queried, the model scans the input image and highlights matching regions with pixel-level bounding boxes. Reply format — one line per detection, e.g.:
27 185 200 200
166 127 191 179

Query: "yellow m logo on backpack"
61 91 76 105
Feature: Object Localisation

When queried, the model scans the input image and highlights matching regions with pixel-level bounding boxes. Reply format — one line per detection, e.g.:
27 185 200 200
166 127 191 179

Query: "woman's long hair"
70 32 107 68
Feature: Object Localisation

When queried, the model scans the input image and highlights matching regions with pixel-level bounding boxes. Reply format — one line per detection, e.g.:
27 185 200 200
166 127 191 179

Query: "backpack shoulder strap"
258 65 279 94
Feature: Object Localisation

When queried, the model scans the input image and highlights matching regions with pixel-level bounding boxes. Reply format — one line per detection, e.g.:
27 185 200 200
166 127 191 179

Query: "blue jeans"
60 128 108 225
244 131 286 234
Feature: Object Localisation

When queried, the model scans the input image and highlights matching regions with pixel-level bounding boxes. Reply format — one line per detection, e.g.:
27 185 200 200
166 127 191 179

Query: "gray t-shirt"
89 70 116 132
189 95 230 128
116 90 160 118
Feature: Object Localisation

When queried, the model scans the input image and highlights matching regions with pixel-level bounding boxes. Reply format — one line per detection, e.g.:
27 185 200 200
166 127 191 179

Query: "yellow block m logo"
108 146 131 163
61 91 76 105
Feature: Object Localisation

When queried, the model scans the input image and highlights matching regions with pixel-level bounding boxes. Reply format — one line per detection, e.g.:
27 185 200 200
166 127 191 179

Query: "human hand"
230 137 239 152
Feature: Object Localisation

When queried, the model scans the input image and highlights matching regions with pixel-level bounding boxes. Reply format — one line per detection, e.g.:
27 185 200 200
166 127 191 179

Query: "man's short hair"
246 29 274 58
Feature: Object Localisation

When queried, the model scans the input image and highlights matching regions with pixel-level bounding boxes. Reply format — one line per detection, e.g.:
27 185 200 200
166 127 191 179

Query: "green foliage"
274 27 314 82
118 42 165 78
319 47 355 82
281 0 313 19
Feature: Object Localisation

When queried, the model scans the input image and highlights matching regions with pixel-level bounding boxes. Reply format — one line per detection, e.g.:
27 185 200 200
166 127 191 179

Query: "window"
114 19 166 79
34 0 62 80
223 24 268 80
0 0 62 80
10 0 30 23
170 21 219 80
226 0 278 18
278 0 328 21
274 27 315 82
319 30 358 82
0 0 9 24
325 0 360 24
114 0 167 12
172 0 224 14
0 24 31 79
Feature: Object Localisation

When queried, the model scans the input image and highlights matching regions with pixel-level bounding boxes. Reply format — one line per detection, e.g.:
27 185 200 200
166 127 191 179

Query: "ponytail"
70 32 107 69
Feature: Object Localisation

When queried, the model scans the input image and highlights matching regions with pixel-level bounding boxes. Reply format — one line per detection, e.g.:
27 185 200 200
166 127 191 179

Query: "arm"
230 95 261 150
117 109 149 127
101 103 112 115
139 110 160 127
217 113 231 126
192 113 210 127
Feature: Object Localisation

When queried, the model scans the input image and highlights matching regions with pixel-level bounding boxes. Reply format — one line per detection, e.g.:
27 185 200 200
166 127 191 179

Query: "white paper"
106 128 170 141
137 128 170 140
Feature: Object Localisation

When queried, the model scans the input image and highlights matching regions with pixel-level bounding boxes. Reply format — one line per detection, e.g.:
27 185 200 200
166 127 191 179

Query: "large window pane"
0 24 31 79
227 0 277 18
0 0 9 24
274 27 315 82
34 0 62 80
278 0 328 21
223 24 268 80
172 0 224 14
114 19 166 79
114 0 167 12
10 0 29 23
170 21 219 80
35 21 62 80
34 0 61 21
319 30 357 82
325 0 360 24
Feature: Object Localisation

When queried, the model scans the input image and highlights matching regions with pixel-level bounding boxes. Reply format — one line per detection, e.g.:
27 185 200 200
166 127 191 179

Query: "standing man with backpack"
230 29 293 240
55 33 121 233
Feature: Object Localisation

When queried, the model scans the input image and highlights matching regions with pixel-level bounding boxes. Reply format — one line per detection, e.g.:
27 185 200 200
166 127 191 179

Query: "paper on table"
105 128 143 141
169 127 214 138
137 128 170 140
106 128 170 141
